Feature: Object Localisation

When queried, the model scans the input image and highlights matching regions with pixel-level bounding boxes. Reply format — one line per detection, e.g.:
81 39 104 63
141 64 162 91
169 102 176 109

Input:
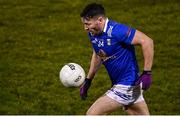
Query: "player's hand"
80 78 92 100
135 71 152 90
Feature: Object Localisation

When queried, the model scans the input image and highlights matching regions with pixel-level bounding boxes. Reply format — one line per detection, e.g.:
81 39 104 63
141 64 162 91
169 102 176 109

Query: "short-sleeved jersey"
88 19 139 86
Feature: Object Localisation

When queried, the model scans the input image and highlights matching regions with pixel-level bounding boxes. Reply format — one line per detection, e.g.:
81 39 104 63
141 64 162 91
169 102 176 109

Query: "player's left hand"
135 71 152 90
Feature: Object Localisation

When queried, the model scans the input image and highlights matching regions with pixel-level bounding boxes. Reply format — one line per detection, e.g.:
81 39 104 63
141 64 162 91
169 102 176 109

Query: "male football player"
80 3 154 115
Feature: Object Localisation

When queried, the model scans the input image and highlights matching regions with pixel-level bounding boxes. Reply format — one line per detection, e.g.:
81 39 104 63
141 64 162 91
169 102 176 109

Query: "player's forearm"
141 36 154 71
87 51 102 79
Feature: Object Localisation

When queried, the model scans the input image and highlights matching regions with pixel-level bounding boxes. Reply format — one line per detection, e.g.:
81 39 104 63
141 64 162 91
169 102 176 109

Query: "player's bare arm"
80 49 102 100
131 30 154 71
87 49 102 79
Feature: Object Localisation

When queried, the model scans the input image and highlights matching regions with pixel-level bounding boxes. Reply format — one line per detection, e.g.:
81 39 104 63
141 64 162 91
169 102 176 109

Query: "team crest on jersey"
107 39 111 45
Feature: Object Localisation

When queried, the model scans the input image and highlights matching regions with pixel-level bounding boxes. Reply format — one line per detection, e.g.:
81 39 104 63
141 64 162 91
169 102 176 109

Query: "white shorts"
105 84 144 106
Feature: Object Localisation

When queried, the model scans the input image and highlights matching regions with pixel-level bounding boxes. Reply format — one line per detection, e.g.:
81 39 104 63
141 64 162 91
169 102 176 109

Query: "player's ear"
97 16 103 23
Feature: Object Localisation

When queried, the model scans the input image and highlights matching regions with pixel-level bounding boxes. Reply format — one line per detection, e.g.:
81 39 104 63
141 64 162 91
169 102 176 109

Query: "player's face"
81 17 103 36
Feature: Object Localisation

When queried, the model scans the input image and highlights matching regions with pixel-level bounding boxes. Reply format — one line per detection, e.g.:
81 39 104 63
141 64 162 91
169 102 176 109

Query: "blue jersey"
88 19 139 86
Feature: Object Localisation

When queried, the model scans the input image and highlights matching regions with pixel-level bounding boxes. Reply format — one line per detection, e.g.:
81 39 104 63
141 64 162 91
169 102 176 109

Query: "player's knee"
86 108 94 115
125 108 135 115
86 108 104 115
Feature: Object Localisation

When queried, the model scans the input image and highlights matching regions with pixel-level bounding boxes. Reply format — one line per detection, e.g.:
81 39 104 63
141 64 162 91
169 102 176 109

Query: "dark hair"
80 3 105 19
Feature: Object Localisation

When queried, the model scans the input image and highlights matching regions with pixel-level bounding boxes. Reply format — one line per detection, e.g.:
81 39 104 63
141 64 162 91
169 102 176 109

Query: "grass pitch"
0 0 180 114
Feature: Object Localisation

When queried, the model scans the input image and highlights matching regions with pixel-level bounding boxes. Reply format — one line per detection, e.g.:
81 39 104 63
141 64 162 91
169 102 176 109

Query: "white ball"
59 63 85 87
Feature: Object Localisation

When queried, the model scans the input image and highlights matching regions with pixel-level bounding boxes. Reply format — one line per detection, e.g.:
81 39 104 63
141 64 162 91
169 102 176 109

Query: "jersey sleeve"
112 24 136 45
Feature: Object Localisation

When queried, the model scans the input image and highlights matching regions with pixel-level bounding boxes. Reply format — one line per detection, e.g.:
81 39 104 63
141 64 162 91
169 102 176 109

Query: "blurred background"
0 0 179 115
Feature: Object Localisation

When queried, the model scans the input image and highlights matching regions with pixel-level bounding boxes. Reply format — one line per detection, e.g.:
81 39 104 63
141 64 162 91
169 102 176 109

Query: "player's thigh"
86 95 123 115
125 101 149 115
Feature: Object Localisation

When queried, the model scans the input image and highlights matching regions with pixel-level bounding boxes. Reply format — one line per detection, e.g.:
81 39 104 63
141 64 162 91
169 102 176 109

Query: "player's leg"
86 95 123 115
125 101 149 115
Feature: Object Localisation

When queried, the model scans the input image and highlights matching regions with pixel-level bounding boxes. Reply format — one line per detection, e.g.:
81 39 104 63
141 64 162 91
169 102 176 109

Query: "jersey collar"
103 18 109 33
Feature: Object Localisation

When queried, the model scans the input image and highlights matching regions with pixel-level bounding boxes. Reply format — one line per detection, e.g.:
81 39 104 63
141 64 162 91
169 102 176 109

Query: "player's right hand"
80 78 92 100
